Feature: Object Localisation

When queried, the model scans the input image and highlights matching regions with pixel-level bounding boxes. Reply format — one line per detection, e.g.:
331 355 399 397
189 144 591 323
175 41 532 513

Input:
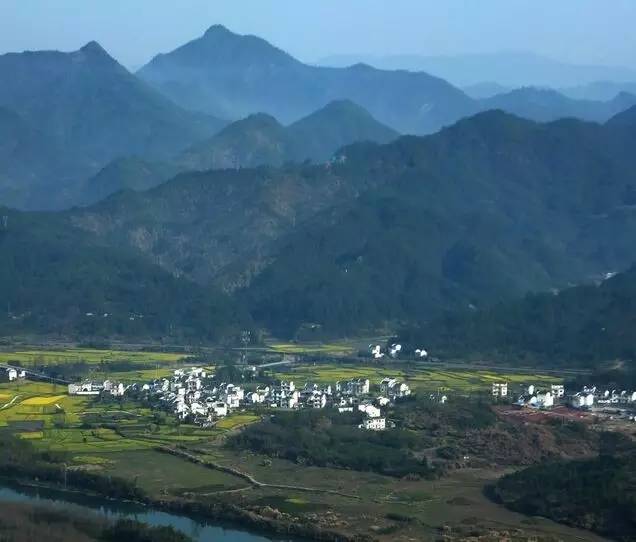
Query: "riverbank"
0 476 370 542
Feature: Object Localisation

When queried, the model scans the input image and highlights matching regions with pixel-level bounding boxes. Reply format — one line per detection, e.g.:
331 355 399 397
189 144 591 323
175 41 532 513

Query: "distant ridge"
138 24 477 134
0 42 226 209
177 99 398 170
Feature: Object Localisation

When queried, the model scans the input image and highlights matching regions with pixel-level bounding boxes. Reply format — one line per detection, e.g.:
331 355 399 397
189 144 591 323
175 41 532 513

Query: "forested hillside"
0 209 248 342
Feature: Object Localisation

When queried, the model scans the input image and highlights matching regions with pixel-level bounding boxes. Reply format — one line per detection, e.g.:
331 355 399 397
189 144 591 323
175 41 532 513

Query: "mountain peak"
203 24 233 38
79 40 109 56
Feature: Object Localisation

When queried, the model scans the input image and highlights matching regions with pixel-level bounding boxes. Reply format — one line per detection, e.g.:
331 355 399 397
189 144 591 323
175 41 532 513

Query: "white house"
7 369 17 382
360 417 386 431
536 391 554 408
190 402 207 416
301 391 327 409
572 392 595 409
68 382 101 396
492 382 508 398
358 402 381 418
388 343 402 358
551 384 565 398
335 378 370 396
210 401 228 418
380 378 411 398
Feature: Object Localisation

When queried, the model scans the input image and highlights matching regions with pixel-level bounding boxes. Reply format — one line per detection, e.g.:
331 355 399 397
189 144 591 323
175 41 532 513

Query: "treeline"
0 501 191 542
490 434 636 541
399 266 636 365
0 432 144 500
227 409 433 478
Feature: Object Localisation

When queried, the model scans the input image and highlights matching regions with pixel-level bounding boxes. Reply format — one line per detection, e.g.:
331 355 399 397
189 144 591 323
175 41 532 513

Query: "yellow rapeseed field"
21 395 66 406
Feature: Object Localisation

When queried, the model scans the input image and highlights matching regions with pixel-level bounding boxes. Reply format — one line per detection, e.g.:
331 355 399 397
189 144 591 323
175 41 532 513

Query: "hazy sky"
1 0 634 70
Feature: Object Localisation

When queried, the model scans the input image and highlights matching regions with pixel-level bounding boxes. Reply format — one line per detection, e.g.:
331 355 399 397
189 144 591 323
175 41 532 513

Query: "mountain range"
177 99 398 172
137 25 478 134
138 26 636 138
481 88 636 124
2 26 636 213
0 41 226 210
78 100 398 206
318 51 636 89
3 106 636 340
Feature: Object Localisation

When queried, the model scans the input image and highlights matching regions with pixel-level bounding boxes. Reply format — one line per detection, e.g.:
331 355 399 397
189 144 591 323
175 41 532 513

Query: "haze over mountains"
318 51 636 89
0 41 225 209
137 25 477 135
3 104 636 340
2 24 636 342
1 24 636 213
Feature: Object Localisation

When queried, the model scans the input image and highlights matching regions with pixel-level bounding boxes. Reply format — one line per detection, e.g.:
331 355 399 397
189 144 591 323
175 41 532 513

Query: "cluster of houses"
78 368 413 431
492 381 636 411
68 380 126 397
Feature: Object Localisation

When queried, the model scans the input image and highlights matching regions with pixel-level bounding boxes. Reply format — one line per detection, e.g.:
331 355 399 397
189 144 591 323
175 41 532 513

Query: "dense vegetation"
228 409 434 478
399 265 636 364
0 432 144 500
3 108 636 341
0 208 250 342
242 111 636 336
491 435 636 541
0 501 191 542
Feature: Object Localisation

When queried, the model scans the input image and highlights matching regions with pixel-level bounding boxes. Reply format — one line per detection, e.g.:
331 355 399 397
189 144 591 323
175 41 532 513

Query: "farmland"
0 351 599 542
269 362 562 395
0 348 189 367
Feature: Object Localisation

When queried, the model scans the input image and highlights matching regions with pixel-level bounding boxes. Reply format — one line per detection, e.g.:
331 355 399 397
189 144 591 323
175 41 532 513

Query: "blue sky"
1 0 634 69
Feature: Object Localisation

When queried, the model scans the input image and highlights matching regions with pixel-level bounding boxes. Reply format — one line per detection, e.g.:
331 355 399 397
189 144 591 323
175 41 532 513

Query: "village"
55 359 636 431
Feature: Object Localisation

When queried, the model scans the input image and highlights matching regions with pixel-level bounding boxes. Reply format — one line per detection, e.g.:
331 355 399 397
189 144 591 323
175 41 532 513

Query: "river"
0 482 293 542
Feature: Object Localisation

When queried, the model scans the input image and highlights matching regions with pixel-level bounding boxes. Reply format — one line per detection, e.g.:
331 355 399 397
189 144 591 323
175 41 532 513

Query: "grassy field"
0 348 189 366
270 363 562 394
267 341 356 356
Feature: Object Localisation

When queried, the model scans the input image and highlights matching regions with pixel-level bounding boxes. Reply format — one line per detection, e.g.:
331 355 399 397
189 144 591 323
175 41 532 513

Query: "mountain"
0 208 248 342
178 113 289 171
0 42 226 209
239 112 636 336
318 51 636 88
481 88 636 123
62 110 636 338
560 80 636 101
0 107 79 208
399 266 636 364
462 82 512 99
285 100 399 162
69 161 385 291
137 25 478 134
77 157 180 207
606 104 636 128
177 100 398 170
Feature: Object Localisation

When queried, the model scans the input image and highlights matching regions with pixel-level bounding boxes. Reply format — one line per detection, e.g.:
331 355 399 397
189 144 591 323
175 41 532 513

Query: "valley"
0 345 623 541
1 5 636 541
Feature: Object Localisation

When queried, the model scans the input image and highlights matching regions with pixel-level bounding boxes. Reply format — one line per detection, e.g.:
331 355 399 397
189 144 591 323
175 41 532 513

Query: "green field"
267 341 356 356
270 363 561 394
0 348 189 366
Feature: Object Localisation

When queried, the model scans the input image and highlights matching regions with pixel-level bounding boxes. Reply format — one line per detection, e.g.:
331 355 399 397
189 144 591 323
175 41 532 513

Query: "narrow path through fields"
158 446 360 499
0 395 21 410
